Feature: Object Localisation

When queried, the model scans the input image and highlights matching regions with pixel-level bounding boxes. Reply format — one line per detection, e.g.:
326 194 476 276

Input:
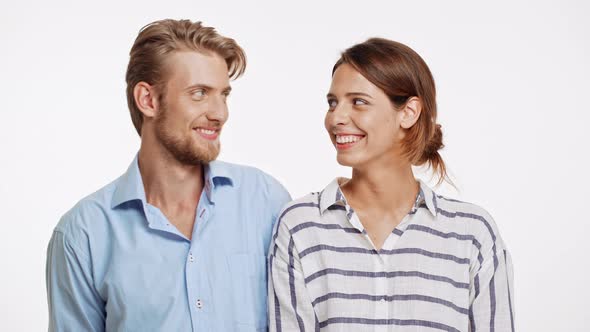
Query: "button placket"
378 278 389 319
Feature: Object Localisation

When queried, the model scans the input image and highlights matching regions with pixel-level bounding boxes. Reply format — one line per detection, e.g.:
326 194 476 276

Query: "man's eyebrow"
185 84 213 91
185 84 232 92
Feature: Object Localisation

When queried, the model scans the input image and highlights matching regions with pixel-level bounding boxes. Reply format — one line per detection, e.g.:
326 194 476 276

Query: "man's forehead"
164 50 230 88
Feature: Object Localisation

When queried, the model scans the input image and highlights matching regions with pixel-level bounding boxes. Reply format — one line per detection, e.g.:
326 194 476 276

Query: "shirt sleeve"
46 229 105 332
268 219 318 332
267 177 292 223
261 174 292 257
469 219 515 332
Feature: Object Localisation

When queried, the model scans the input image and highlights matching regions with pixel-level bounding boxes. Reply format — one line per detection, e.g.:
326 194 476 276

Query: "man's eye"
192 90 206 98
353 98 368 105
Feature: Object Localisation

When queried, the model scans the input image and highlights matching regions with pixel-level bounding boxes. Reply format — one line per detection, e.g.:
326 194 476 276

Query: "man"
46 19 290 331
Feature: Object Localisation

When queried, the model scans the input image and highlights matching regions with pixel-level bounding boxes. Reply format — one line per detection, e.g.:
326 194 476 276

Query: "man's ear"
133 82 160 118
399 97 422 129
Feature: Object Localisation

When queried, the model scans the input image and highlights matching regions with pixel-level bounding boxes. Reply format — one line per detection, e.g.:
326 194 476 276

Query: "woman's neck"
342 161 419 214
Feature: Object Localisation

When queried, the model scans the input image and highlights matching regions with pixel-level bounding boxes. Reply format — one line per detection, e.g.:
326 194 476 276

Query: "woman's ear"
399 97 422 129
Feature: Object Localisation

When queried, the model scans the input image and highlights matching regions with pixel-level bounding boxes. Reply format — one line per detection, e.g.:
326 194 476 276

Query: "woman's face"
324 64 408 169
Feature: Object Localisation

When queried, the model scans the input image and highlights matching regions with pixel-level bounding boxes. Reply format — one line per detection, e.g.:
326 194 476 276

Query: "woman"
268 38 514 332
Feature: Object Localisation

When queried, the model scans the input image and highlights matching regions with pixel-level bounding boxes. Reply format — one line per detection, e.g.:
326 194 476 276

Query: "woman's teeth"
336 135 362 144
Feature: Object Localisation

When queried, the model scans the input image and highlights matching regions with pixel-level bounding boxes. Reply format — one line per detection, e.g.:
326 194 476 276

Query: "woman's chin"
336 154 364 168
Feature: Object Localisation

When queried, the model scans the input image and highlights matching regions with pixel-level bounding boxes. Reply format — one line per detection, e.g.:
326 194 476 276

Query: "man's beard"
154 104 220 166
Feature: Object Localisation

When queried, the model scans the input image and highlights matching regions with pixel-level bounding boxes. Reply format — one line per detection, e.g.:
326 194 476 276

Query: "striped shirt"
268 178 514 332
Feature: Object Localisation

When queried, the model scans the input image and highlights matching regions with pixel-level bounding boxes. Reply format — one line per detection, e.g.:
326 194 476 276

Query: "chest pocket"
227 253 268 331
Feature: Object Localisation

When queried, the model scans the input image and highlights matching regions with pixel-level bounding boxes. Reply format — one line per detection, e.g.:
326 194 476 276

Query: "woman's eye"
327 99 337 109
353 98 368 106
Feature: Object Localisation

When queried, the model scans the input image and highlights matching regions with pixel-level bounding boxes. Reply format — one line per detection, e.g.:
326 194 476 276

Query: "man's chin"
189 146 220 165
166 147 218 166
199 153 219 165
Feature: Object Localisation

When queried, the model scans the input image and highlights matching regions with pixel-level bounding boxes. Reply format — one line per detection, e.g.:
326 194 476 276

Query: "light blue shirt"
46 155 291 332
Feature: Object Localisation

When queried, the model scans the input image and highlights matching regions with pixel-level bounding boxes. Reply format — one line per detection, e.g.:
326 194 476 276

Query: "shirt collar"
111 155 235 208
203 160 235 203
319 178 347 214
319 177 438 217
417 179 438 216
111 155 146 209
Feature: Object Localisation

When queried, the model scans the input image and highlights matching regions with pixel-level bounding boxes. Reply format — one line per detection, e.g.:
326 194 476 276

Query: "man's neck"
138 142 204 212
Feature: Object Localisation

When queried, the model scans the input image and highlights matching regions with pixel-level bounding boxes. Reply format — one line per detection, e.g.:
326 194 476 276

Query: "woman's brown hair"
333 38 448 183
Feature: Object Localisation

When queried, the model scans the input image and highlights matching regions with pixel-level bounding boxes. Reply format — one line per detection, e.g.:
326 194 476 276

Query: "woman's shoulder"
433 193 487 214
432 193 507 248
276 192 322 230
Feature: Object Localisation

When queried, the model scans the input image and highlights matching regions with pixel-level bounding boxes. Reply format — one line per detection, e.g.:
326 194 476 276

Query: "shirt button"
189 254 194 262
196 299 203 309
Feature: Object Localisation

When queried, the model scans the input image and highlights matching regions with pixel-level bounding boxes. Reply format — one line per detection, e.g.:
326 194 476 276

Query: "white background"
1 0 589 331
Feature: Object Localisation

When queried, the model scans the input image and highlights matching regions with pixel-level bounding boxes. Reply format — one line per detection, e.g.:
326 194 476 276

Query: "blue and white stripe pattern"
269 178 514 332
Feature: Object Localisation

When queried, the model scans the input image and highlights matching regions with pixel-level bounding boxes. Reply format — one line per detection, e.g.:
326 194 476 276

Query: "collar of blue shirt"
111 154 235 209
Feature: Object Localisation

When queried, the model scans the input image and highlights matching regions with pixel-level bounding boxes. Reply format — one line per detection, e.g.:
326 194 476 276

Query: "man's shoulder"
212 160 273 180
212 160 285 192
54 177 121 238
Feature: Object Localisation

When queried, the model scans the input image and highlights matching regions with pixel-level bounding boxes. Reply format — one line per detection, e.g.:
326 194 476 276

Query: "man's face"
154 51 231 165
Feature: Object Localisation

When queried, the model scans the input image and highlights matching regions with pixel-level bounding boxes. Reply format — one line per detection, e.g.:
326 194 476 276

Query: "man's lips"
194 127 220 140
